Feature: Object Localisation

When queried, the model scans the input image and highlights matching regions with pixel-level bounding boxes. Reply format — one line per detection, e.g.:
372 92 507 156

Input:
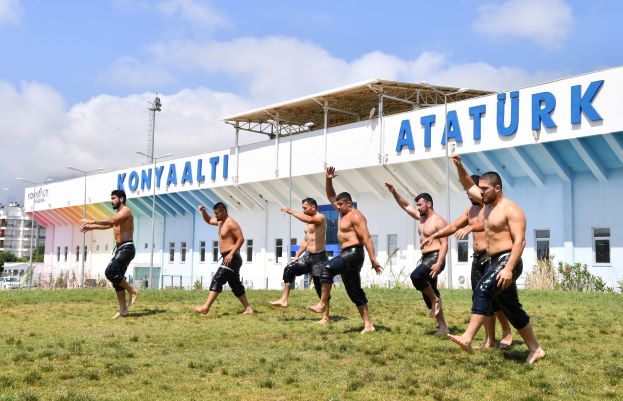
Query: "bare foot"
447 334 472 352
434 328 450 336
193 306 210 314
127 289 139 309
316 318 329 325
474 341 495 349
526 347 545 364
429 297 442 318
112 311 128 319
242 307 254 315
499 331 513 349
361 325 376 334
307 303 326 314
269 300 288 307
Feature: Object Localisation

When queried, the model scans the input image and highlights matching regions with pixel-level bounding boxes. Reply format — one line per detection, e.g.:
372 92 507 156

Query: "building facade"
23 67 623 290
0 202 45 259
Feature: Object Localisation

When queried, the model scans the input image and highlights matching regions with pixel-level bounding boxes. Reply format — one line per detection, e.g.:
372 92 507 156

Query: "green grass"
0 288 622 401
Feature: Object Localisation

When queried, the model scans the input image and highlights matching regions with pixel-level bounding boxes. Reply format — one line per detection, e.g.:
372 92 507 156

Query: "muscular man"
447 155 545 364
269 198 331 324
308 167 382 333
81 189 138 318
193 202 253 315
385 184 449 335
422 175 513 348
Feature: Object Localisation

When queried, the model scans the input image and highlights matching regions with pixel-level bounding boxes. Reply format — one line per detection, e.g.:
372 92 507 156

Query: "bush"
558 262 610 292
193 280 203 290
525 257 558 290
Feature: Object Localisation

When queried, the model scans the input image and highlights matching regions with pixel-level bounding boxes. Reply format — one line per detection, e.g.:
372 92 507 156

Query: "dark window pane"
536 240 550 260
595 239 610 263
457 241 469 262
594 228 610 237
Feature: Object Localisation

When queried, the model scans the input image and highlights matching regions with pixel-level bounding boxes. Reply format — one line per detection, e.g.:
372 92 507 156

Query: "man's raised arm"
281 206 324 225
198 205 218 225
451 155 481 202
384 183 420 220
325 166 339 209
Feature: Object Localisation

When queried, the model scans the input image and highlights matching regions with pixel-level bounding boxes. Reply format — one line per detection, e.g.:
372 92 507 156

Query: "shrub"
193 280 203 290
558 262 610 292
525 257 558 290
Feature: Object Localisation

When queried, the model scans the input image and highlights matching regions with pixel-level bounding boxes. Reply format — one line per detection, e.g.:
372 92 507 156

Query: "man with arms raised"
270 198 331 323
193 202 254 315
447 155 545 364
384 184 449 335
422 174 513 348
308 167 382 333
81 189 138 318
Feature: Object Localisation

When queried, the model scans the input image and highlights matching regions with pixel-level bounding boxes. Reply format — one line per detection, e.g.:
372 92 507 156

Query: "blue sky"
1 0 622 204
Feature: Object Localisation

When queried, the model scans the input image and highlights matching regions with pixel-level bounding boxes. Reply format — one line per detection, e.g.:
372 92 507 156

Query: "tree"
0 251 18 264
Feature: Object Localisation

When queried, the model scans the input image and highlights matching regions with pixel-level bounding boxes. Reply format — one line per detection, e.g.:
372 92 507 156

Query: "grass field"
0 287 622 401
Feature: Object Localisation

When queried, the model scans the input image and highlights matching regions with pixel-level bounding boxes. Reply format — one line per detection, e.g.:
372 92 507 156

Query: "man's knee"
410 268 428 291
282 264 296 283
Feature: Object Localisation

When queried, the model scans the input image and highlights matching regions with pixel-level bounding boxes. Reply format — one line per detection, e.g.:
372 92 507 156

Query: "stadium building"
23 66 623 290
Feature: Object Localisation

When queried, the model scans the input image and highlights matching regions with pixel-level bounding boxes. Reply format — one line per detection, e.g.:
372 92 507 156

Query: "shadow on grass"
278 315 348 322
128 309 167 318
501 348 529 363
341 324 392 334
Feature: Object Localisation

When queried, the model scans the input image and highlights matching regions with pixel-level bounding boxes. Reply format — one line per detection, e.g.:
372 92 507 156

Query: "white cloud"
473 0 573 49
158 0 231 30
0 0 23 25
0 80 254 205
100 56 177 89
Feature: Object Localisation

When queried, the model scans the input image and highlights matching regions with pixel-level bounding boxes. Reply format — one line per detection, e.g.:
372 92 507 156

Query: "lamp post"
16 177 53 285
420 84 469 289
66 166 103 286
136 150 172 289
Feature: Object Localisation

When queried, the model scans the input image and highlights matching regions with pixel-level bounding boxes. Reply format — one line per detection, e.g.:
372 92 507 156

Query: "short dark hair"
302 197 317 207
470 175 480 185
336 192 352 202
111 189 127 204
480 171 502 190
213 202 227 211
415 192 433 206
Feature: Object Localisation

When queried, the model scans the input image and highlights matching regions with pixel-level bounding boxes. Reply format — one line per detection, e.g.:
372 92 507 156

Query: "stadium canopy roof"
222 79 492 137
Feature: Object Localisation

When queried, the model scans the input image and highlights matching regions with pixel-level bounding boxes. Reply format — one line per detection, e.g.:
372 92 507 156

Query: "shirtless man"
422 175 513 348
385 184 449 335
193 202 253 315
80 189 138 318
447 155 545 364
269 198 331 324
308 167 382 333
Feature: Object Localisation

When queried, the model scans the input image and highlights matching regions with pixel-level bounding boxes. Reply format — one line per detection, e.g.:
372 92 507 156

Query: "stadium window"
83 246 87 261
64 246 68 262
57 246 60 261
593 228 611 264
387 234 398 264
181 241 187 263
169 242 175 262
275 238 283 263
96 244 100 251
212 241 219 262
457 240 469 262
199 241 206 262
144 242 149 249
76 245 80 262
535 229 550 261
371 234 378 257
246 239 253 262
